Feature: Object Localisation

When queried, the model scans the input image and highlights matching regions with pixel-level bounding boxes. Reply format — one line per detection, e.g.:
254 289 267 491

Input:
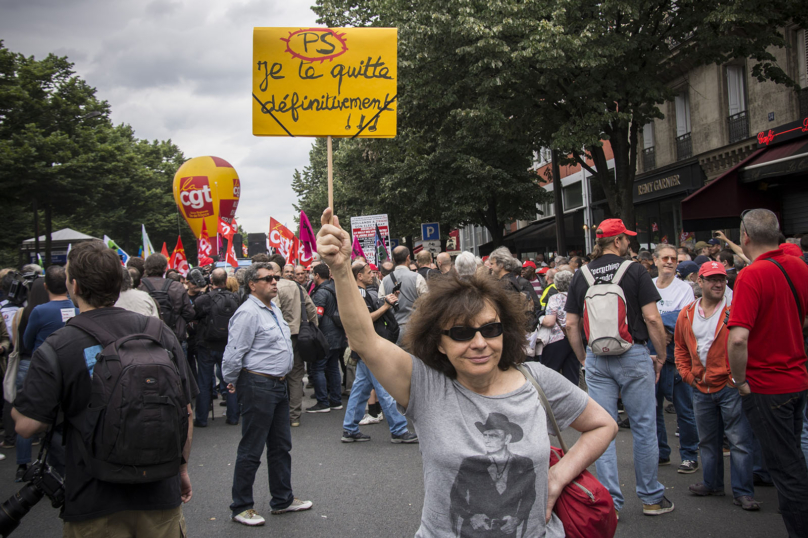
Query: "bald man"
436 252 454 275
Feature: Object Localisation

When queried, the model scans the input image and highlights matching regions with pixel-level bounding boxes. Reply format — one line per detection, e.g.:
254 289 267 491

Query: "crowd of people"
0 206 806 536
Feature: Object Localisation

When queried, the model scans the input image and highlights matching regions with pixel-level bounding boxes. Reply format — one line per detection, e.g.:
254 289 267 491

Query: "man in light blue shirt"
222 263 312 526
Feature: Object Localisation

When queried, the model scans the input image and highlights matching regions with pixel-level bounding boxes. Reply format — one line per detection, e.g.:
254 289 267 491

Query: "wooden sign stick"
327 135 334 210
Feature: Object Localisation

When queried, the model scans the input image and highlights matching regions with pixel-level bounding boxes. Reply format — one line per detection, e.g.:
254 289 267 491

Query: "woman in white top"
540 270 580 386
317 209 616 538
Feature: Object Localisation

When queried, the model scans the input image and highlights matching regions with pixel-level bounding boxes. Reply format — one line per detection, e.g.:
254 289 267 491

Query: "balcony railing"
676 132 692 161
728 110 749 144
800 88 808 119
642 147 656 171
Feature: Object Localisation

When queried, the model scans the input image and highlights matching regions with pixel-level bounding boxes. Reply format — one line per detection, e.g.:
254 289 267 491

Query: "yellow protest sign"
252 27 397 138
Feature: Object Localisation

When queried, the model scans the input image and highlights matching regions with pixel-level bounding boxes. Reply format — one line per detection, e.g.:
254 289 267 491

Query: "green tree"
311 0 550 247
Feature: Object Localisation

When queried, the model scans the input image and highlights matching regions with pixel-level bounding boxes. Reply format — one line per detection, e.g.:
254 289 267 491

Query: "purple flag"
351 236 365 261
299 210 318 258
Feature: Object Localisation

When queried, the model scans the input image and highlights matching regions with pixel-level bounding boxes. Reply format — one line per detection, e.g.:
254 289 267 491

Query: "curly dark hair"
403 273 527 379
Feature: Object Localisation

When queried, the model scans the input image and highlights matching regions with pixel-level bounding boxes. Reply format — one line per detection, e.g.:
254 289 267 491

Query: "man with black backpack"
308 263 346 413
565 218 672 518
13 240 197 536
192 268 240 427
341 262 417 444
139 253 195 350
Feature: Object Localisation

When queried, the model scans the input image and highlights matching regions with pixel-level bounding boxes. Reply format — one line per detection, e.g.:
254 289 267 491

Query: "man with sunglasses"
651 245 699 474
222 263 312 526
728 209 808 536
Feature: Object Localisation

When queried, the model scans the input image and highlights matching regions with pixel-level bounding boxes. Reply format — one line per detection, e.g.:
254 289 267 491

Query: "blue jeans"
196 347 239 425
230 371 294 516
692 386 754 497
311 348 342 407
16 360 32 466
343 360 408 436
585 344 665 510
656 362 699 462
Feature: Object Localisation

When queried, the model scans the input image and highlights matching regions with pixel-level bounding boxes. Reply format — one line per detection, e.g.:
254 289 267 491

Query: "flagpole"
327 136 333 210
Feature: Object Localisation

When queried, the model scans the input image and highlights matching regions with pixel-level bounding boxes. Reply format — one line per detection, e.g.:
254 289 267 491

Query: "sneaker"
675 426 680 437
341 430 371 443
678 460 699 474
659 457 671 466
665 403 676 414
271 498 313 514
723 447 731 457
219 401 228 407
232 509 265 526
617 398 624 414
617 417 630 429
15 464 28 483
0 454 5 461
330 403 344 410
688 482 725 496
359 413 382 425
225 419 239 426
0 441 15 449
306 403 331 413
733 495 761 511
291 420 301 427
391 431 419 444
643 496 675 516
615 508 619 522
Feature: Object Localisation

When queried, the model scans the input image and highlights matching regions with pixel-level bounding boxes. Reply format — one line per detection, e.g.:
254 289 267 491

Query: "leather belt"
243 369 286 382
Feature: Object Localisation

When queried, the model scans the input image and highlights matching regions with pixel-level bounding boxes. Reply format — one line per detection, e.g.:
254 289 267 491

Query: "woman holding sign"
316 208 616 537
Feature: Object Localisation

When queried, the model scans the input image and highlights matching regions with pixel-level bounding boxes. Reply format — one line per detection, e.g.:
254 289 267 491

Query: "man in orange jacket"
674 261 759 511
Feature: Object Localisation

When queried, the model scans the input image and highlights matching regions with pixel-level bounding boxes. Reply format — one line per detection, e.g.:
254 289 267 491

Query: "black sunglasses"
255 275 281 283
441 322 504 342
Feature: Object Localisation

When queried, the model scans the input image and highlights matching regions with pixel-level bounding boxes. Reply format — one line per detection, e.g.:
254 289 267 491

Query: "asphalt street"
0 384 789 538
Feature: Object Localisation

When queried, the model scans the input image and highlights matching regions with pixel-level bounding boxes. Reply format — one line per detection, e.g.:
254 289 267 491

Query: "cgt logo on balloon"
178 177 214 217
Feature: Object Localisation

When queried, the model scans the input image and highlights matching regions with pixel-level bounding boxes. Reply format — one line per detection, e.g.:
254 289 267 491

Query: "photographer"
12 241 197 536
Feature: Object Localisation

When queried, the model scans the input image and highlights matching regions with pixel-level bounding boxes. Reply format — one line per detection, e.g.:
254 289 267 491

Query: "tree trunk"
552 150 566 255
480 198 503 248
45 203 52 267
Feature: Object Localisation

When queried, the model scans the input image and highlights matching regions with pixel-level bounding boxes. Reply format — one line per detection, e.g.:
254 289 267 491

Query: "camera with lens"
187 268 209 288
0 431 64 537
6 272 40 306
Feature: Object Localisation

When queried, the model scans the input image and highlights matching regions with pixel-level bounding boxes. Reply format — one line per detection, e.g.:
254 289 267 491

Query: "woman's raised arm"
317 208 413 407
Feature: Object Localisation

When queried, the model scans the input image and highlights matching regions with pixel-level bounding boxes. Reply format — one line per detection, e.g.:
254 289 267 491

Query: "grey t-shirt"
400 356 589 538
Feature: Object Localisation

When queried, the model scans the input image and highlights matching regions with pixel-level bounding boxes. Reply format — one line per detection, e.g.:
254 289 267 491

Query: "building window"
727 65 749 143
539 199 554 218
675 91 692 161
588 176 607 204
563 182 583 211
642 122 656 171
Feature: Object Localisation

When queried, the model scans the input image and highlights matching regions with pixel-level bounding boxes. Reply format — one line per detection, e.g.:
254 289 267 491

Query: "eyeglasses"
255 275 281 283
441 322 504 342
658 256 676 262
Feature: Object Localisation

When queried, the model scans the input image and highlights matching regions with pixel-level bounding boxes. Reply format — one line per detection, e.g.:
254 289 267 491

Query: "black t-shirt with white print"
565 254 661 343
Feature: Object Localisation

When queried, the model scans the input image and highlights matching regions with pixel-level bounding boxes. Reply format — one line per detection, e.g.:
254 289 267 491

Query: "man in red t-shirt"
728 208 808 537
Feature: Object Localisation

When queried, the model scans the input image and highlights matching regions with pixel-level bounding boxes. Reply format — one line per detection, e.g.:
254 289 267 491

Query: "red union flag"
170 236 189 277
218 217 237 239
269 217 297 262
198 220 212 259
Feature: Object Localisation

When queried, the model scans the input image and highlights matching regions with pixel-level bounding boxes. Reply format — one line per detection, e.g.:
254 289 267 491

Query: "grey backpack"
580 261 634 356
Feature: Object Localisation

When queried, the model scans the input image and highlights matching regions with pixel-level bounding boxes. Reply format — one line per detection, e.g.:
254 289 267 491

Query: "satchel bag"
3 309 23 404
516 364 617 538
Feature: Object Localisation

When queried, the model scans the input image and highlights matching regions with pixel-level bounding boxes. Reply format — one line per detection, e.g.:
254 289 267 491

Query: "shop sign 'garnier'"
637 175 681 196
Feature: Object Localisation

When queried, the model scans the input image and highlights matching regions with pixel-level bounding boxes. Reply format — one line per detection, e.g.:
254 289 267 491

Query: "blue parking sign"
421 222 440 241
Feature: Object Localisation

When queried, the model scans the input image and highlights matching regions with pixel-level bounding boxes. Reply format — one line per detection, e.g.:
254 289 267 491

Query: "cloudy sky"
1 0 322 235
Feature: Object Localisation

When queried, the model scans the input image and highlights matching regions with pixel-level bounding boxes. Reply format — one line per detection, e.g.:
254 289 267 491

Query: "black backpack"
205 289 239 343
296 285 329 364
321 286 344 330
142 279 179 330
66 314 189 484
364 290 400 343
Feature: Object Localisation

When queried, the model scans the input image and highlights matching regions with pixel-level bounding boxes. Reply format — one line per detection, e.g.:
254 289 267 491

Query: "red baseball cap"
522 260 536 269
198 256 214 266
698 260 727 278
369 263 379 271
595 219 637 238
537 267 550 275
